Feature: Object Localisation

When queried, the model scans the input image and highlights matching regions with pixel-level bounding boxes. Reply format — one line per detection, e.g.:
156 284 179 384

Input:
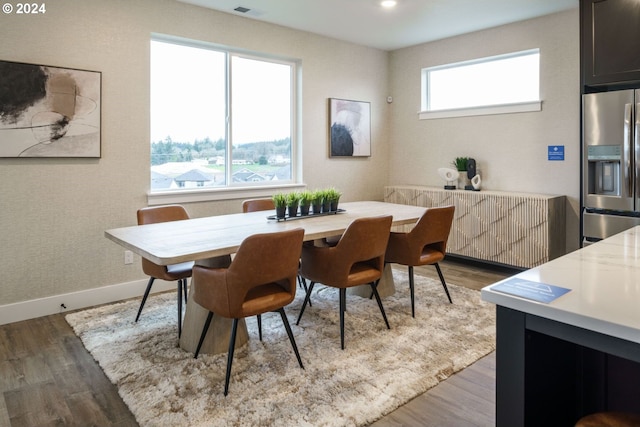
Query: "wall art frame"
0 59 101 158
328 97 371 157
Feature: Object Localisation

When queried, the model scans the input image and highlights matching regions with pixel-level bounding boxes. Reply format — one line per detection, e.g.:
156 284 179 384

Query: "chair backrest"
137 204 190 225
195 228 305 318
327 215 393 284
410 205 455 255
242 198 275 213
136 205 190 276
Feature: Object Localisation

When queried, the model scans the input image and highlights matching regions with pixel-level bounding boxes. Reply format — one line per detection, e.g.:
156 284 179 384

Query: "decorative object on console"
437 167 459 190
465 158 476 190
452 157 470 189
0 59 101 158
471 174 482 191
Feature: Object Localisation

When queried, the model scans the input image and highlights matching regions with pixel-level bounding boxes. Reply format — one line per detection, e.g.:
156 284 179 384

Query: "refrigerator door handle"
636 102 640 202
624 103 632 198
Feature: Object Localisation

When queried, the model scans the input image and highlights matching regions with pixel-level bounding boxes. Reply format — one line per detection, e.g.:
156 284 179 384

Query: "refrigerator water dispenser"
587 145 621 196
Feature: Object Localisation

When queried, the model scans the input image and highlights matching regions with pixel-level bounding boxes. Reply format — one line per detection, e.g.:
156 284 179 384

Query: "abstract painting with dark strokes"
0 60 101 157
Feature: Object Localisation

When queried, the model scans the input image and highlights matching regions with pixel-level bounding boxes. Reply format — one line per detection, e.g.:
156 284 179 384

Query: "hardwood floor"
0 257 515 427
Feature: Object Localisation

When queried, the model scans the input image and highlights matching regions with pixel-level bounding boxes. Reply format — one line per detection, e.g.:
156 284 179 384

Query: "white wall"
388 9 580 252
0 0 390 317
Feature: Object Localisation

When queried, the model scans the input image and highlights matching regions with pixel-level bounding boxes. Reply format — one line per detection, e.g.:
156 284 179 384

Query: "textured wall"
0 0 390 305
388 9 580 252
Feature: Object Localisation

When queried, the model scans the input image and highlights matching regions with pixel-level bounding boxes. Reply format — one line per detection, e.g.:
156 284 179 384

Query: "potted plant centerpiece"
299 190 313 216
272 193 287 218
326 187 342 212
286 191 300 217
321 189 332 213
311 190 324 214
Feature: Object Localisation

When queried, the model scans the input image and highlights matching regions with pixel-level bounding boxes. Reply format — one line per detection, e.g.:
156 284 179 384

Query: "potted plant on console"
452 157 470 189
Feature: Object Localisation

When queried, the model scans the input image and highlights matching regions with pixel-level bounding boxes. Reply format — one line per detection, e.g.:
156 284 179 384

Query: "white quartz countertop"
481 226 640 344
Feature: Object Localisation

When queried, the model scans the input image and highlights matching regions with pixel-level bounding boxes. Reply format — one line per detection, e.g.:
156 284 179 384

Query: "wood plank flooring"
0 257 515 427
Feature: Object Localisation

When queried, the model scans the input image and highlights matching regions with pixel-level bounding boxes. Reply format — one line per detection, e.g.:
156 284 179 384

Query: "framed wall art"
328 98 371 157
0 60 101 158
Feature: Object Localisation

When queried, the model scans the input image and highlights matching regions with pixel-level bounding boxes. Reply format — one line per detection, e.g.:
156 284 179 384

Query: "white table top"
481 226 640 344
105 201 427 266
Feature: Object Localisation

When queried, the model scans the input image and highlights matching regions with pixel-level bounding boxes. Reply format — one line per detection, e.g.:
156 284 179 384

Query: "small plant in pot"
452 157 470 189
286 192 300 217
272 193 287 218
299 190 313 216
321 189 332 213
311 190 324 214
326 187 342 212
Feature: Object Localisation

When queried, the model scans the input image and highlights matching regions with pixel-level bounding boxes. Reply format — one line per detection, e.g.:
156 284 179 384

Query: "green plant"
272 193 287 208
452 157 469 171
299 190 313 206
325 187 342 202
286 191 300 207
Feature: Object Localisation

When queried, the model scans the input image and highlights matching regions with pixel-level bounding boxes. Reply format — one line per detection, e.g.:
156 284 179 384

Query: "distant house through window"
150 36 299 193
420 49 541 119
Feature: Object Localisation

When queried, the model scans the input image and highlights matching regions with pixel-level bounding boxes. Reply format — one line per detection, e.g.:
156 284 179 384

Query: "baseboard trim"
0 278 180 325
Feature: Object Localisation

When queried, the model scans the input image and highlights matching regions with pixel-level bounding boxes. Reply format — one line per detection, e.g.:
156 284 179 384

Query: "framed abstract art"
0 60 101 158
328 98 371 157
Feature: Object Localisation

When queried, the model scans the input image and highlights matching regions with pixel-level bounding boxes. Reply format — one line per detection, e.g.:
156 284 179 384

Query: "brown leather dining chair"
297 215 393 349
242 197 275 213
136 205 194 338
192 228 305 396
384 205 455 317
575 412 640 427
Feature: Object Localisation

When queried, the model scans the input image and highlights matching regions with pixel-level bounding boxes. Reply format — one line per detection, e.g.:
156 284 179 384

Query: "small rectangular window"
420 49 541 119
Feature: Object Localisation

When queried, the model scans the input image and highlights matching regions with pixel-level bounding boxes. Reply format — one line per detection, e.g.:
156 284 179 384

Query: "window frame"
148 34 304 205
419 49 542 120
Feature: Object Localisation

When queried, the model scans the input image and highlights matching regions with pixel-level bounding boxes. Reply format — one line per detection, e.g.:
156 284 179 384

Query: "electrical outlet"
124 250 134 265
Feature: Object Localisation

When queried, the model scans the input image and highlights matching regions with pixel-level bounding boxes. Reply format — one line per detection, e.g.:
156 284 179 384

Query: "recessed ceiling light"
381 0 397 8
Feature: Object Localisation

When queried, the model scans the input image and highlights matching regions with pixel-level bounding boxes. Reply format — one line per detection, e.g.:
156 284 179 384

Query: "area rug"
65 269 496 427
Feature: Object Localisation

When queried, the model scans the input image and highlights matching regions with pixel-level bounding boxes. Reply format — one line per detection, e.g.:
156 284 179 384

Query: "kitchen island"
481 226 640 426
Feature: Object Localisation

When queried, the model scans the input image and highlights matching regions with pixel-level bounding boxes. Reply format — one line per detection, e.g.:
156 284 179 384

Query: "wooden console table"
384 185 566 268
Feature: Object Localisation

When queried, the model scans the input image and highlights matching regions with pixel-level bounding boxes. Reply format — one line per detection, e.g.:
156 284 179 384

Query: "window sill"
147 183 307 206
419 100 542 120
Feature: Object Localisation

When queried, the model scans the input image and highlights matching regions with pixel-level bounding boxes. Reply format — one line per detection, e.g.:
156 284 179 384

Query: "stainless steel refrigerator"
582 89 640 245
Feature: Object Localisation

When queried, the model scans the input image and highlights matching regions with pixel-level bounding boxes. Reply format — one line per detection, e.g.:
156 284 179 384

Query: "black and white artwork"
329 98 371 157
0 60 101 158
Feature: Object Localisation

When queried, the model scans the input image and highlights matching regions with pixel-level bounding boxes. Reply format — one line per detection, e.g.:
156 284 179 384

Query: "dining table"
105 200 427 354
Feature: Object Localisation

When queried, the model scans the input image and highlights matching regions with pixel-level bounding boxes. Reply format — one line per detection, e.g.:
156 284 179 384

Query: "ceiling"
177 0 578 51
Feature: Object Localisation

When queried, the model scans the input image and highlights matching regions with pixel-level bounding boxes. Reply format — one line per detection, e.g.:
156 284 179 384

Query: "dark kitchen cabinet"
581 0 640 91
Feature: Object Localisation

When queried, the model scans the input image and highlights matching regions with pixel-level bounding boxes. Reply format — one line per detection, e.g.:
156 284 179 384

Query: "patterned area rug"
65 270 495 427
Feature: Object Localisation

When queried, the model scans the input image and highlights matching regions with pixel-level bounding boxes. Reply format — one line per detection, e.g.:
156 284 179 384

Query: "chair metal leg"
408 266 416 317
278 308 304 369
434 263 452 303
177 280 183 338
224 319 239 396
296 281 316 325
298 275 312 307
370 280 390 330
135 277 155 322
339 288 347 349
194 311 213 359
182 278 188 304
257 314 262 341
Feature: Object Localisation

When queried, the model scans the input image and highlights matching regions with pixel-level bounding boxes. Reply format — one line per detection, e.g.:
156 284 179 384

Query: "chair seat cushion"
241 283 294 317
165 261 194 280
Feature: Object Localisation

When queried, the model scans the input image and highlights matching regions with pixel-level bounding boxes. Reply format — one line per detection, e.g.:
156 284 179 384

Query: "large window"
150 37 298 194
420 49 541 119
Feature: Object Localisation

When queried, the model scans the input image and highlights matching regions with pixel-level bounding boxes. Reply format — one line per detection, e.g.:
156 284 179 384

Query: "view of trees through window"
150 38 295 191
